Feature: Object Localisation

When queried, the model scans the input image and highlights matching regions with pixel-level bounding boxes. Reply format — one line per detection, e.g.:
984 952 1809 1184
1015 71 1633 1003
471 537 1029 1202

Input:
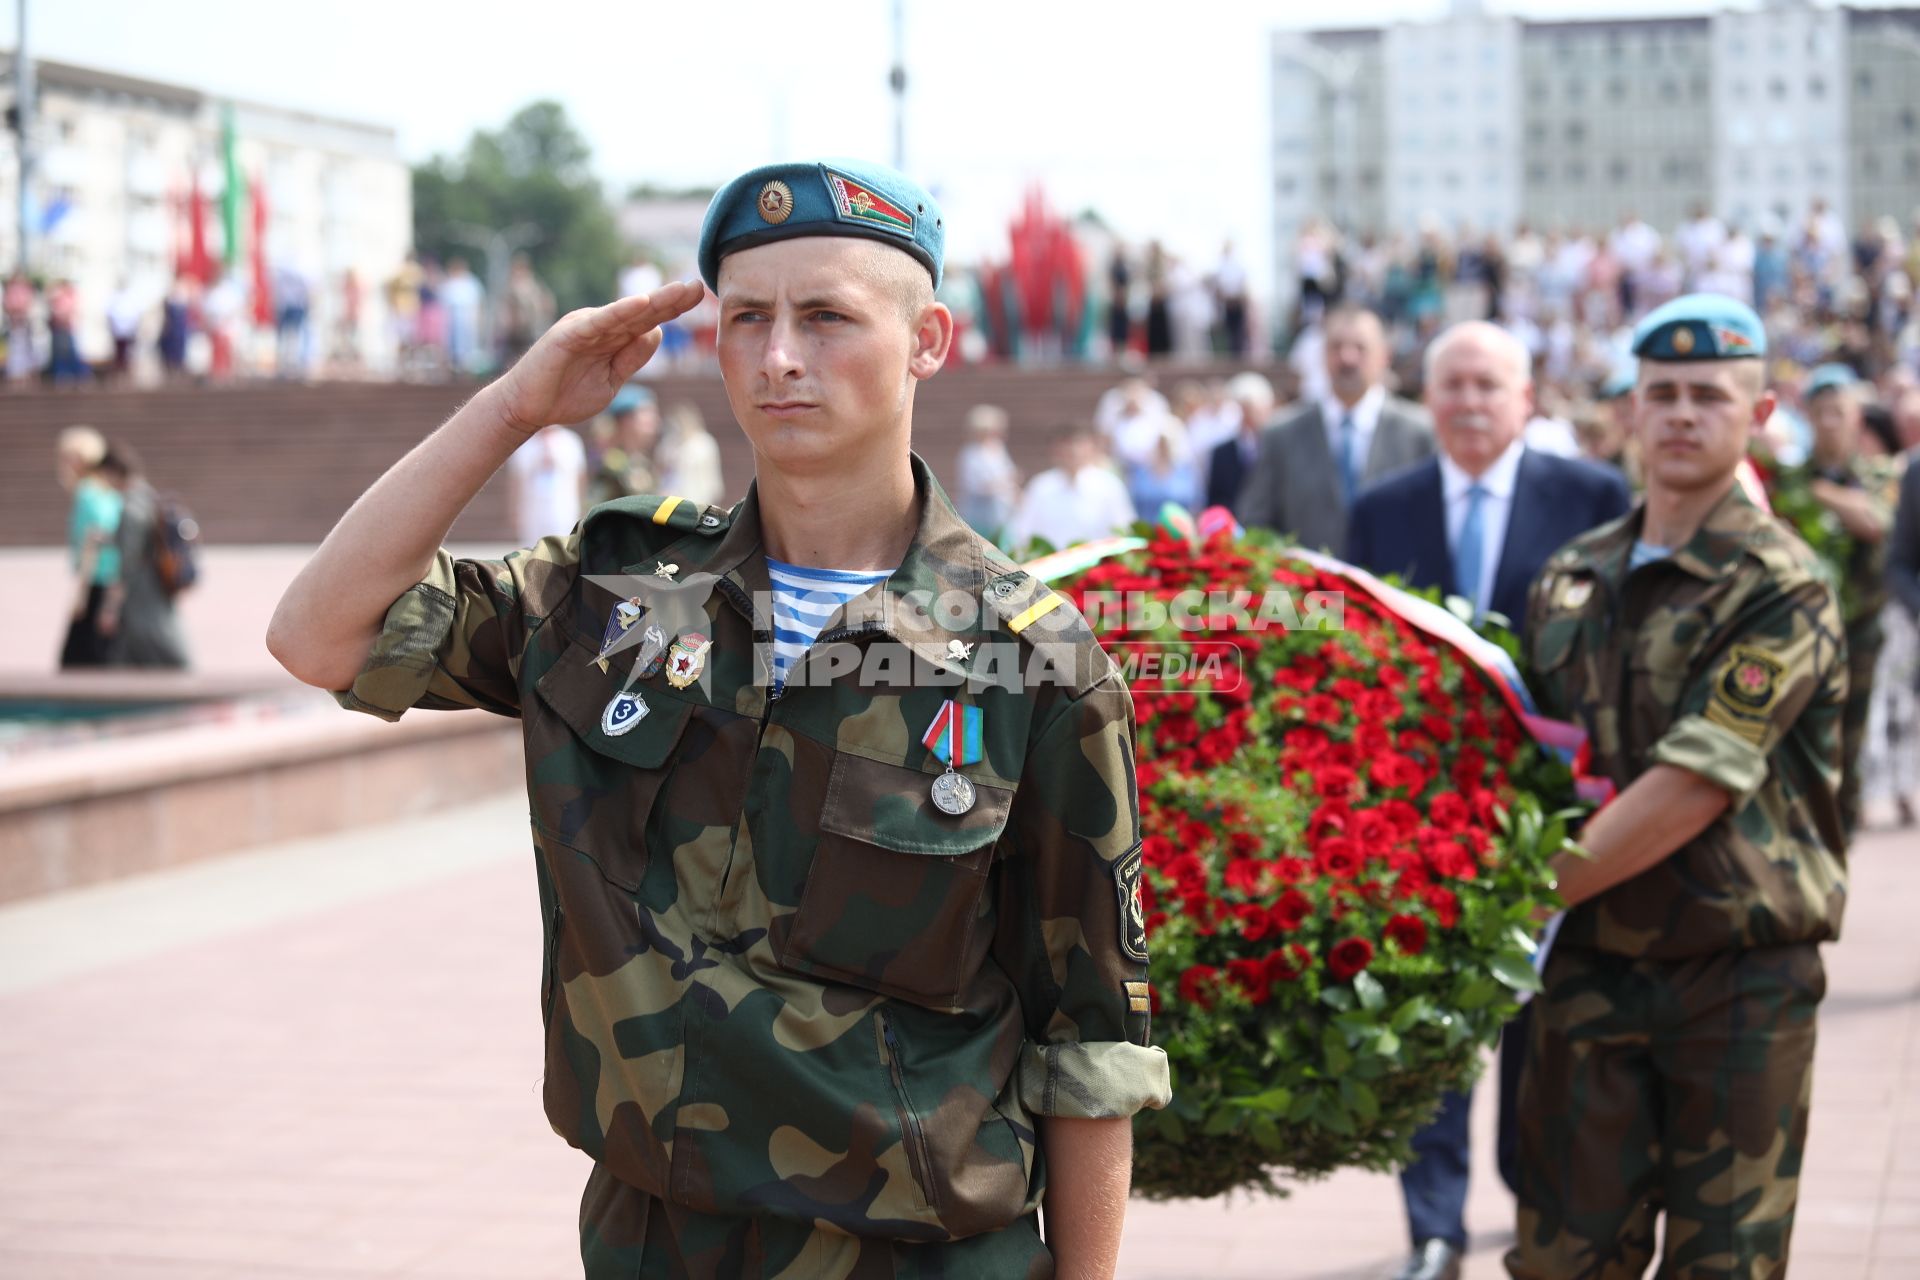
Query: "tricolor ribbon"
922 699 983 767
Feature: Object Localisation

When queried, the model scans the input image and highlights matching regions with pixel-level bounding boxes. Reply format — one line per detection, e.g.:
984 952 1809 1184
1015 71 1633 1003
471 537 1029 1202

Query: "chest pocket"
530 640 697 892
775 752 1014 1010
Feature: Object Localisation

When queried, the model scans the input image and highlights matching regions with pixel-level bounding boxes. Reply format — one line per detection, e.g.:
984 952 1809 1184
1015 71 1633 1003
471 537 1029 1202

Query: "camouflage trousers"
1507 944 1825 1280
578 1162 1054 1279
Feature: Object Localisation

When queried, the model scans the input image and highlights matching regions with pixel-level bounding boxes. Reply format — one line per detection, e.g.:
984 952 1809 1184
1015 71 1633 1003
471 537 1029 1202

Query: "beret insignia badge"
757 179 794 225
1671 326 1695 355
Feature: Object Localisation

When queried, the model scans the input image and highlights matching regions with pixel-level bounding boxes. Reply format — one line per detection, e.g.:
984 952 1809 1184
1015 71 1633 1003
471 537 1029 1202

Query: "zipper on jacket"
877 1008 939 1212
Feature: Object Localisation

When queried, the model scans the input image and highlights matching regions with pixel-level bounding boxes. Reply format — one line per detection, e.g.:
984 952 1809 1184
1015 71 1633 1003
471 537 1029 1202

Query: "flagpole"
13 0 34 276
888 0 906 171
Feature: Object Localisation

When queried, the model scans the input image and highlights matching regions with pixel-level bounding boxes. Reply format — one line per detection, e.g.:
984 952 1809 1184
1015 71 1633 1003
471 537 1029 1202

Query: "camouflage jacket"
1776 454 1901 636
1526 483 1849 959
332 453 1170 1241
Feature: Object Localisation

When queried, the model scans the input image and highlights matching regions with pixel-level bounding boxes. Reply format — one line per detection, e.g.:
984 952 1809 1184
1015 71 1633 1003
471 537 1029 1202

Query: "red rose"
1358 688 1404 723
1429 791 1471 832
1385 913 1428 956
1273 857 1313 884
1266 944 1312 982
1177 964 1218 1007
1349 807 1396 854
1271 888 1313 931
1223 857 1267 894
1422 885 1460 928
1326 936 1375 981
1227 956 1272 1005
1314 837 1361 880
1315 766 1358 800
1234 902 1277 942
1305 694 1343 723
1354 721 1392 755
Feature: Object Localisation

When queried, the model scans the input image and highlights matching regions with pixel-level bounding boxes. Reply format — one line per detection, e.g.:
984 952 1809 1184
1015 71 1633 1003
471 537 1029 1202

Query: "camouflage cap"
698 160 945 291
1631 293 1767 361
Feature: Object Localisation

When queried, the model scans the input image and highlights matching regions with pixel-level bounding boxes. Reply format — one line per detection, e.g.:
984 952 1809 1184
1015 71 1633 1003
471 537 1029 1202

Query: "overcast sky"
14 0 1798 292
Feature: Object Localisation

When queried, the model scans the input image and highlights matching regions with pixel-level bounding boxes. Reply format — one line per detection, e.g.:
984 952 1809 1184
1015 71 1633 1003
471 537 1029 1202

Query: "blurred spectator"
203 267 244 381
95 440 189 669
158 278 194 382
47 280 89 385
1101 375 1187 469
1106 246 1132 355
441 257 486 374
107 279 143 383
274 262 312 378
1144 242 1173 358
1205 372 1275 510
499 253 555 366
1126 422 1200 518
657 402 726 508
56 425 122 669
1182 378 1242 459
587 384 661 507
1213 241 1250 357
506 422 588 547
955 404 1021 543
1007 423 1135 551
619 252 664 300
4 271 38 384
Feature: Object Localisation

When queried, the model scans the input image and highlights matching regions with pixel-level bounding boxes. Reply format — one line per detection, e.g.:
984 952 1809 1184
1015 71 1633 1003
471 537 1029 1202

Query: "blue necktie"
1338 412 1360 506
1454 484 1489 614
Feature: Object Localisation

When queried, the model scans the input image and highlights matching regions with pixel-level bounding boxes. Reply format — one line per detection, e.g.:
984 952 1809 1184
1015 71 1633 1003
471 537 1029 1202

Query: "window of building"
1903 107 1917 134
1691 75 1708 102
1809 75 1825 99
1865 151 1882 180
1277 175 1297 195
1609 157 1630 183
1529 79 1548 104
1567 79 1585 103
1660 78 1680 103
1731 78 1748 102
1527 161 1549 183
1768 77 1787 101
1444 170 1461 190
1734 153 1753 181
1566 120 1587 144
1527 121 1547 145
1567 159 1587 183
1361 167 1380 190
1906 151 1920 179
1608 77 1627 102
1858 68 1875 96
1810 158 1829 181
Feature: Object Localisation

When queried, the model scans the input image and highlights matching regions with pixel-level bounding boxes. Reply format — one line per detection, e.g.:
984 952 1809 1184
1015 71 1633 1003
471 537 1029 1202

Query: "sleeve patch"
1706 644 1787 744
1114 841 1148 962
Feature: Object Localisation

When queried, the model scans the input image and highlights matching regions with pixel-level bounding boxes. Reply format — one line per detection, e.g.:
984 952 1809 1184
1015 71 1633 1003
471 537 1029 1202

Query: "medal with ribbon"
921 698 982 815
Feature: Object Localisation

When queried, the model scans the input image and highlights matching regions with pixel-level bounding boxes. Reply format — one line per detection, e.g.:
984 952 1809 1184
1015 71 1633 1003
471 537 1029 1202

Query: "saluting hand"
492 282 705 435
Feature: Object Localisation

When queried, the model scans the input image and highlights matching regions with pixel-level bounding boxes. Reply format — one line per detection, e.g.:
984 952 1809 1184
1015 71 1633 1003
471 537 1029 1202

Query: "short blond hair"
57 425 106 467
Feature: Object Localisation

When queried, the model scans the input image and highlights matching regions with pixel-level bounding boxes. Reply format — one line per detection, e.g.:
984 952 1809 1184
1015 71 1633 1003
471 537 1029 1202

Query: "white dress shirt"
1320 385 1388 477
1439 438 1526 617
1007 464 1137 550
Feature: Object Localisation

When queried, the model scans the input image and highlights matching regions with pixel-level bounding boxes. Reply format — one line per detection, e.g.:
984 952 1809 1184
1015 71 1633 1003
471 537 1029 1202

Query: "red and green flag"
825 169 914 235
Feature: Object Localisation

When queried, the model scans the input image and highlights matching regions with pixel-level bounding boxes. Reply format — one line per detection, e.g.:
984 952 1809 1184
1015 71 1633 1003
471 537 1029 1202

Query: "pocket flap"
533 641 695 769
819 752 1013 858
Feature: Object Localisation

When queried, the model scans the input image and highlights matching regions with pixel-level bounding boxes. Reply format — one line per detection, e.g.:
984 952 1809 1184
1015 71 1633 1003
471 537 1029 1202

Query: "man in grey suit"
1236 305 1435 551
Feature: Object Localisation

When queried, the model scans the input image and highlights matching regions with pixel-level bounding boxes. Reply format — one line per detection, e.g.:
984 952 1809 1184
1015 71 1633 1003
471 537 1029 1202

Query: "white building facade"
0 58 411 374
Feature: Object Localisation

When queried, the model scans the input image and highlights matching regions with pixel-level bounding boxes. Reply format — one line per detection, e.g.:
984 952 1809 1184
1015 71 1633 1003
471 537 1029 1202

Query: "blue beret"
1598 362 1638 401
698 159 945 292
1803 362 1859 398
1631 293 1767 361
609 384 655 415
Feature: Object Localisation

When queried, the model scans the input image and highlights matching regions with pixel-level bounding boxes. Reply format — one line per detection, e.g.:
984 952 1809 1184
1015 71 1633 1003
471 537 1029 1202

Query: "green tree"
412 101 625 321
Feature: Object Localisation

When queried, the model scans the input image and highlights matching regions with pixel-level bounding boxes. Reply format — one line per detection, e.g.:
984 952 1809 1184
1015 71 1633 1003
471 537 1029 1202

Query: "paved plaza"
0 799 1915 1279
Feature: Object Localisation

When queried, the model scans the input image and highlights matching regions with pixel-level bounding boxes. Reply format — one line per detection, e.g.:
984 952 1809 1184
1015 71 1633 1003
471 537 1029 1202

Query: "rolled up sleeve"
997 681 1171 1120
1651 577 1847 804
332 533 577 721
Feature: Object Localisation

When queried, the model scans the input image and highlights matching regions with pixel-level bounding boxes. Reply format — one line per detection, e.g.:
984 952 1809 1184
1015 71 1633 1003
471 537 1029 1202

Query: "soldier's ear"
907 303 954 381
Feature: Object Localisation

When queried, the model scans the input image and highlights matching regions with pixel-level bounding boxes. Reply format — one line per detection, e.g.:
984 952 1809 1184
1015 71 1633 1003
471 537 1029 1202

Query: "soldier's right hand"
492 281 705 435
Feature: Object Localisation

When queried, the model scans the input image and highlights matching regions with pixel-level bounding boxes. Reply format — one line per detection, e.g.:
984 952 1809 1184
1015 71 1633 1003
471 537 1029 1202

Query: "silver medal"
930 769 976 816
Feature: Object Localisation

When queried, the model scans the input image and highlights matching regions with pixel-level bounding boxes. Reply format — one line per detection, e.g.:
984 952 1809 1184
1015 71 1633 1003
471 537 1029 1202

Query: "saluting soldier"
1510 295 1848 1279
1793 363 1901 837
268 160 1169 1279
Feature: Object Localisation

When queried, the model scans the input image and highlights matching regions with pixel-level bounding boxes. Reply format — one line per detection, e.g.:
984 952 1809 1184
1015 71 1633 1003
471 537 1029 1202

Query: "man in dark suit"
1346 321 1632 1280
1236 305 1434 552
1204 372 1275 510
